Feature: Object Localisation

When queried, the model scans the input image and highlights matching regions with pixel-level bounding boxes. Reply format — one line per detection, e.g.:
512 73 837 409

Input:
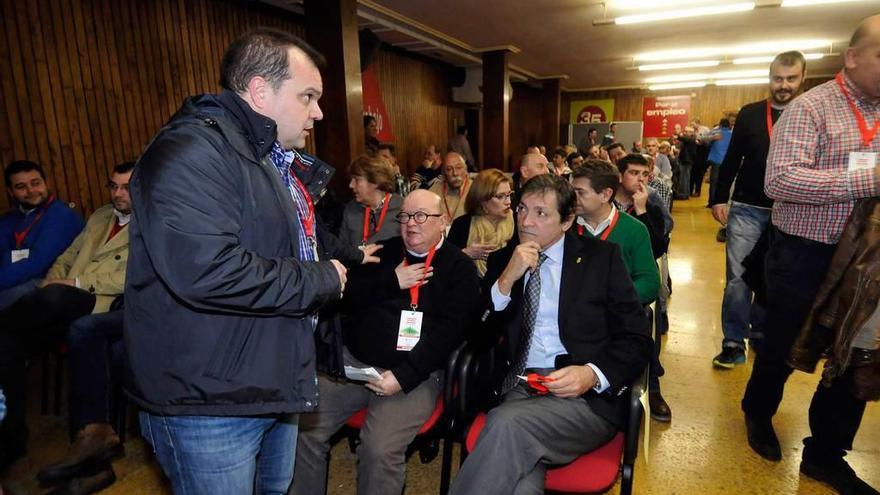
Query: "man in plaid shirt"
741 15 880 494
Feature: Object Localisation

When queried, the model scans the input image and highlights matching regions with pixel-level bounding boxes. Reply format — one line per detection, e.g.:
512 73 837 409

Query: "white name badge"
11 249 29 263
396 310 423 351
848 152 877 172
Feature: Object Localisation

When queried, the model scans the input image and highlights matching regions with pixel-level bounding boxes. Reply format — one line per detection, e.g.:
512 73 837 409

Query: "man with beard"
0 161 134 470
429 152 472 222
710 51 806 369
0 161 83 306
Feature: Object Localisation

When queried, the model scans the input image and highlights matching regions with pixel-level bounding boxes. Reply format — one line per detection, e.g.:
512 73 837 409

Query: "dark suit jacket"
482 232 652 428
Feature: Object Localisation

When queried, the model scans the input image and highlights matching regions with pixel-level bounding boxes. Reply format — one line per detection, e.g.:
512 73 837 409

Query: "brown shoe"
44 464 116 495
37 424 123 483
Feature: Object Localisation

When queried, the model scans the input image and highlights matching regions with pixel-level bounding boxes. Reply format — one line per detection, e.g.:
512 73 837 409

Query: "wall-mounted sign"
570 99 615 124
362 64 395 142
642 95 690 138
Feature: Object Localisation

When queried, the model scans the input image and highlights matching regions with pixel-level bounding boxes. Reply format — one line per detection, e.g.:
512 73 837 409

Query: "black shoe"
801 457 879 494
649 390 672 422
713 346 746 369
745 416 781 461
44 464 116 495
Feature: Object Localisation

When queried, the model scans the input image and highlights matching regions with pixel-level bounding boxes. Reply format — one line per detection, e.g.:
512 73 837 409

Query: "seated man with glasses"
0 161 133 472
292 189 480 495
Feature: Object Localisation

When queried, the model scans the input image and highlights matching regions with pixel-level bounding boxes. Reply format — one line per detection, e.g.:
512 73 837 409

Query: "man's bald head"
400 189 446 253
845 14 880 100
520 153 549 181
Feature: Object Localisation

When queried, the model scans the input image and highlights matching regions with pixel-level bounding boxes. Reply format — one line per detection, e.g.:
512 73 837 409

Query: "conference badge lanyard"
289 171 319 259
577 208 619 240
765 99 775 142
836 73 879 172
442 177 468 219
362 193 391 246
11 194 56 263
397 245 436 351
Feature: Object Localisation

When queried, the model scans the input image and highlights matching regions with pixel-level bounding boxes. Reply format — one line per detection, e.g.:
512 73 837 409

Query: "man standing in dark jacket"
126 29 353 494
709 51 806 369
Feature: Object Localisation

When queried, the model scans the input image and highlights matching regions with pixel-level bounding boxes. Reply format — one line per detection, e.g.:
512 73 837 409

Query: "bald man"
293 189 480 495
429 152 472 221
740 15 880 494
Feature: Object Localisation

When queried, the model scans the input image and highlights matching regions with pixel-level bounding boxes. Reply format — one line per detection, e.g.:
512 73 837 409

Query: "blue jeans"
139 412 298 495
0 279 38 311
721 202 770 348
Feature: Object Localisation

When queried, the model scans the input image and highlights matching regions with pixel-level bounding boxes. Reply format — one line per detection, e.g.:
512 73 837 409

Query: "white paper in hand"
344 366 382 382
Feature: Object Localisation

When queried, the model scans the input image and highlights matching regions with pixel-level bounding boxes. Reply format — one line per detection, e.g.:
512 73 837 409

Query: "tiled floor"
3 187 878 494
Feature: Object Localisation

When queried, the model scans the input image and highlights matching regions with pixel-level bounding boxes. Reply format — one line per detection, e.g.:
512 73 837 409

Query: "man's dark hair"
552 147 568 159
377 142 396 155
220 28 327 93
457 125 467 135
719 117 731 128
605 142 626 153
519 174 576 222
617 153 649 174
571 159 620 198
364 115 376 128
4 160 45 188
770 50 806 74
588 128 597 136
113 161 136 175
566 152 580 163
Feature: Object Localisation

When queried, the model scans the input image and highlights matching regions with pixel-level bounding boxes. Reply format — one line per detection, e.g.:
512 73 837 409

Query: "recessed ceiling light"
715 77 772 86
638 60 721 71
648 81 708 91
732 53 825 64
634 39 831 61
616 2 754 24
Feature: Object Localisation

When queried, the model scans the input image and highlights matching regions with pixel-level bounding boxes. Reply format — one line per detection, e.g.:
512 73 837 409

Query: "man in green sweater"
570 160 659 305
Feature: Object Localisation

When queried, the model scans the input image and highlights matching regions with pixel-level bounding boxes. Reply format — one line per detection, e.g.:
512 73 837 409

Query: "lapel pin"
576 257 582 264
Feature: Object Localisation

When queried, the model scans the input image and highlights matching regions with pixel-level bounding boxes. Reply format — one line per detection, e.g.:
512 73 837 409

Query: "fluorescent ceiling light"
782 0 871 6
616 3 754 24
638 60 721 71
646 69 767 84
649 81 708 91
634 39 831 61
733 53 825 64
610 0 702 9
715 77 771 86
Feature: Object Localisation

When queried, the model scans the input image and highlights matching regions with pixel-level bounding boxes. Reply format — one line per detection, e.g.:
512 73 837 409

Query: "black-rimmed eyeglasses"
395 212 442 224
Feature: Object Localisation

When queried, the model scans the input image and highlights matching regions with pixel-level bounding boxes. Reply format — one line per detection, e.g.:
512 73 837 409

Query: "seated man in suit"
292 189 480 495
0 161 133 471
449 174 652 495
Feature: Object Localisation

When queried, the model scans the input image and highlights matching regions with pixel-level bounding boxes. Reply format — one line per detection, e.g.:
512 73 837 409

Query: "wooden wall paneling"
62 0 105 212
3 3 36 162
20 0 63 207
175 0 198 98
89 0 128 167
508 83 544 168
0 1 29 211
112 0 150 160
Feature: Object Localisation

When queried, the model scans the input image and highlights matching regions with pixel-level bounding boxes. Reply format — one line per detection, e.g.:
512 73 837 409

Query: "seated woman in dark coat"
447 168 515 277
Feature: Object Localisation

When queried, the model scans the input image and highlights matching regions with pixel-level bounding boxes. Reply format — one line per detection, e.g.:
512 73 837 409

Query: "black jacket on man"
482 233 652 428
125 90 347 416
342 236 481 393
711 99 781 208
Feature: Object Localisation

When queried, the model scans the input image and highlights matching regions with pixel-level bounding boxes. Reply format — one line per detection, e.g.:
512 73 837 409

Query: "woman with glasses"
339 155 403 249
447 169 515 277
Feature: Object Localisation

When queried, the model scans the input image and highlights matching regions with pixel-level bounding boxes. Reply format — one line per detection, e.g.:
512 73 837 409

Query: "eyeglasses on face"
493 192 514 201
395 211 443 224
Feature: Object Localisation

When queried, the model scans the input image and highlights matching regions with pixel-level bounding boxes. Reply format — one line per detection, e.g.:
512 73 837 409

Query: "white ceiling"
263 0 880 90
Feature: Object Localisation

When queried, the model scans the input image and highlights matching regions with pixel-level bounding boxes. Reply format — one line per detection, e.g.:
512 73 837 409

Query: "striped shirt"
269 143 317 261
765 71 879 244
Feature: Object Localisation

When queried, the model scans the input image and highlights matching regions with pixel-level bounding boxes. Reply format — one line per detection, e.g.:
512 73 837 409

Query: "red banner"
642 95 690 138
362 64 395 142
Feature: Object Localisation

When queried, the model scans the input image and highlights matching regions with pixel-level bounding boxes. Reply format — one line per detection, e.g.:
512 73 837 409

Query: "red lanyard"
836 73 880 148
442 177 468 218
14 195 55 249
765 99 775 141
362 193 391 245
403 245 436 310
577 208 618 240
289 172 315 239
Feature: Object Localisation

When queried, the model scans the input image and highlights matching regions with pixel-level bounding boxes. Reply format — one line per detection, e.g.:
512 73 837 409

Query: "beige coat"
46 204 129 313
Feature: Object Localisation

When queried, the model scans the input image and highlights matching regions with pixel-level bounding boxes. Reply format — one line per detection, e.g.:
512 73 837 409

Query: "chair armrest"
622 367 647 465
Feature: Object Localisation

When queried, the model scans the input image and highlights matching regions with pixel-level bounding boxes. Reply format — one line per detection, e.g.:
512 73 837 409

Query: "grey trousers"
449 385 617 495
290 363 441 495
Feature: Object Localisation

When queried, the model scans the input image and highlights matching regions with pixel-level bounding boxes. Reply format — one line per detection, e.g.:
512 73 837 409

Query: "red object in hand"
517 373 556 395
